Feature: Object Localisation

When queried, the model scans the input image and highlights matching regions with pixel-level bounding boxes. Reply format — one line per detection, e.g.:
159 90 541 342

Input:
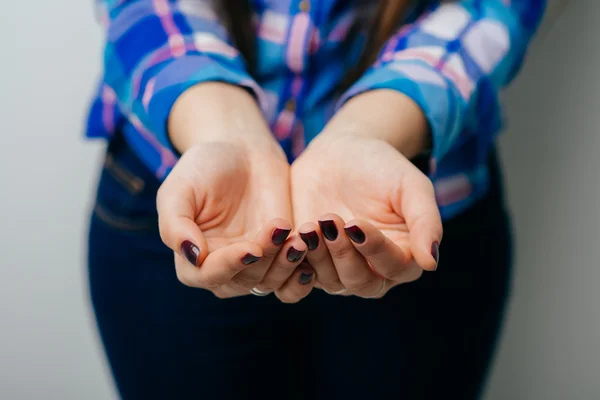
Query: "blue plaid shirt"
86 0 545 220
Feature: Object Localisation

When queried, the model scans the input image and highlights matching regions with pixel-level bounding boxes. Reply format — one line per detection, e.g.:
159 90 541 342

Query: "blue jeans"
88 134 513 400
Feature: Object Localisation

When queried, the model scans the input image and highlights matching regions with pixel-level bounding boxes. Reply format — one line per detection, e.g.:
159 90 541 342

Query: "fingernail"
241 253 261 265
271 228 291 246
287 247 306 263
318 220 338 241
299 272 314 285
181 240 201 267
344 225 365 244
300 231 319 250
431 241 440 270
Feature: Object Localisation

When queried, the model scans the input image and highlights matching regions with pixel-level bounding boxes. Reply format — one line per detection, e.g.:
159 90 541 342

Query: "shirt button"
299 0 310 13
285 98 296 112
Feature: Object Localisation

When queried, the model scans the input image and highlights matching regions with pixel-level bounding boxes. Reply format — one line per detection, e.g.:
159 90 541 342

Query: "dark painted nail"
344 225 366 244
241 253 261 265
271 228 291 246
431 241 440 270
287 247 306 263
181 240 201 267
300 231 319 250
299 272 314 285
318 220 338 241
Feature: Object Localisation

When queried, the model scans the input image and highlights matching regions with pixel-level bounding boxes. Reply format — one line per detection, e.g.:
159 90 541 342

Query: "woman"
86 0 545 399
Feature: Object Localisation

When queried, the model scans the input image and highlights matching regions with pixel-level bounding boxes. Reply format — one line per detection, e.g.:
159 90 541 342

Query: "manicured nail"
241 253 261 265
431 241 440 270
344 225 365 244
299 272 314 285
318 220 338 241
271 228 291 246
300 231 319 250
287 247 306 263
181 240 201 267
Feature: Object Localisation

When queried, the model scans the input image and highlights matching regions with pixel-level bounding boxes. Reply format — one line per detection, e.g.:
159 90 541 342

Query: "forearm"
100 0 270 177
334 0 546 163
319 89 429 159
168 82 282 155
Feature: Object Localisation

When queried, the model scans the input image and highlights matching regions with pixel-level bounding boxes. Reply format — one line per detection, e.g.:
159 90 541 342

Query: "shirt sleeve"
340 0 546 166
98 0 264 177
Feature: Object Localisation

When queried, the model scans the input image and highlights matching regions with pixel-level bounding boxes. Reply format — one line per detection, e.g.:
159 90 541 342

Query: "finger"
298 222 344 294
392 172 443 271
174 240 263 289
343 219 420 283
254 235 307 293
318 214 381 297
275 262 316 304
232 218 292 289
157 179 209 267
370 269 422 299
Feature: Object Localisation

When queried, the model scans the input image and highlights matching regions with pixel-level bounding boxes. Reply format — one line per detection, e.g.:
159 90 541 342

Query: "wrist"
168 82 282 156
321 89 430 159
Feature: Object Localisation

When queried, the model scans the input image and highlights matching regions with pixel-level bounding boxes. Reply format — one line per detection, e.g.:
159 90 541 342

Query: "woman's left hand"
291 133 443 298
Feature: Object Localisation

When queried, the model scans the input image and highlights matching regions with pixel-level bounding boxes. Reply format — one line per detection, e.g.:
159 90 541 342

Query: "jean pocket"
103 152 145 195
93 136 160 233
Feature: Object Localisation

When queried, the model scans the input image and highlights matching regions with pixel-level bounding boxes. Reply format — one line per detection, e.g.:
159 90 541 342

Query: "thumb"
157 174 208 267
392 170 442 271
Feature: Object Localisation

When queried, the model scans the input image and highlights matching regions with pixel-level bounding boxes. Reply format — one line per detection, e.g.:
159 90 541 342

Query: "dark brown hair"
217 0 413 88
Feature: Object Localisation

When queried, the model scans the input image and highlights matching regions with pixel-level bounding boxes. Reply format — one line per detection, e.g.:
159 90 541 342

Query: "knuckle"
360 237 386 257
256 281 278 293
384 263 408 280
345 279 378 295
329 244 355 260
320 279 345 293
227 280 251 293
198 274 222 290
273 259 296 272
224 261 246 277
232 276 259 289
212 290 231 299
262 246 281 259
278 292 300 304
400 267 423 283
231 270 263 289
308 250 330 264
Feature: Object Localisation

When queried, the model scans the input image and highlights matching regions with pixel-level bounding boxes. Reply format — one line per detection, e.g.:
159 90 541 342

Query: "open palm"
183 142 292 249
291 135 442 297
158 142 312 299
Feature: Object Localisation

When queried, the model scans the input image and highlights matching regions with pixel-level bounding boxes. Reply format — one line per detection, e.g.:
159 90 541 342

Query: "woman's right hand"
156 83 314 301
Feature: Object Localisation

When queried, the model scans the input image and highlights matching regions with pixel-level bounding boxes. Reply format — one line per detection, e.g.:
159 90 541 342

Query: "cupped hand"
291 134 443 298
157 141 314 301
157 82 314 302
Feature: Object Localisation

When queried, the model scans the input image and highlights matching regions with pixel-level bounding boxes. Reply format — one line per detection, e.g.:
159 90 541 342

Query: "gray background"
1 1 597 399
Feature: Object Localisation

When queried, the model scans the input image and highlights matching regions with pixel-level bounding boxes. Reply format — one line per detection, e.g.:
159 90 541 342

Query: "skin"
293 89 442 298
159 82 313 302
157 82 442 302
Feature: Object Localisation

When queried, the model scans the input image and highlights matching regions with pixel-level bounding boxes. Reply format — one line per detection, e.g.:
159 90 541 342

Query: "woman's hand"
292 90 443 298
157 83 314 301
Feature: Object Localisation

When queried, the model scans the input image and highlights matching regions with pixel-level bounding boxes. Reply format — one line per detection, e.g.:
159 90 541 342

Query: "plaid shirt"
86 0 545 220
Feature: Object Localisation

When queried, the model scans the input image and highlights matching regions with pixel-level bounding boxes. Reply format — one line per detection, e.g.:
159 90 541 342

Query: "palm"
182 143 292 252
292 136 415 247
